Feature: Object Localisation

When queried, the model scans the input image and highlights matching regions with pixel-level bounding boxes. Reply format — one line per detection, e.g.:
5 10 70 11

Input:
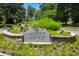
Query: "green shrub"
10 44 39 56
6 24 13 27
0 33 16 49
0 39 16 49
28 18 62 30
60 32 71 36
0 24 4 27
0 34 4 42
9 25 22 34
41 45 53 52
47 29 59 36
76 36 79 40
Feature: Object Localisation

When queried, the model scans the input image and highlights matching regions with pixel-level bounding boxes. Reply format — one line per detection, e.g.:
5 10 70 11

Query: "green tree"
27 5 36 21
56 3 79 24
40 3 57 19
40 3 79 25
56 3 70 24
35 10 42 20
0 3 25 25
70 3 79 23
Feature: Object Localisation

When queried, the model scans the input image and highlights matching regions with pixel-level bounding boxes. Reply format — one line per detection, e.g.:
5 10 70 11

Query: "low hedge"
27 18 62 30
9 25 22 34
6 24 14 27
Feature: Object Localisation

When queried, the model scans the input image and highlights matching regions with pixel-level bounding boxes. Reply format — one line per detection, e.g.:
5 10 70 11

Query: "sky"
23 3 40 9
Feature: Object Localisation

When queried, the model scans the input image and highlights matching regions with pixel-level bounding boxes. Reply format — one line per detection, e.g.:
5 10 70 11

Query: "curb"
0 53 11 56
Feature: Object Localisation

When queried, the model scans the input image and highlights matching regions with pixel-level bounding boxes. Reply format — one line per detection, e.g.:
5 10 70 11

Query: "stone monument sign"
23 28 51 44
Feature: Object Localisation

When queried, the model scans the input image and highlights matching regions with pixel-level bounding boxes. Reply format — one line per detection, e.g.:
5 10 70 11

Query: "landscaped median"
0 35 79 56
3 28 76 44
0 29 79 56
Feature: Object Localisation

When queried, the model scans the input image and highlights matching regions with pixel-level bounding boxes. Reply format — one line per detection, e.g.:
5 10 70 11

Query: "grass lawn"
62 26 79 31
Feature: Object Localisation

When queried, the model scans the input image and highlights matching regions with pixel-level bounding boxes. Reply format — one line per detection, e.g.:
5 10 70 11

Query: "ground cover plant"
0 33 79 56
48 29 71 36
9 25 23 34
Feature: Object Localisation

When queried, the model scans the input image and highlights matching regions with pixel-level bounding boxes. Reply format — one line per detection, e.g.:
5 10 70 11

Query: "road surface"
60 28 79 35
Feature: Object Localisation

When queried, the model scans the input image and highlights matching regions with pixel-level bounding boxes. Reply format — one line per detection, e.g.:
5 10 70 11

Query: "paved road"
60 28 79 35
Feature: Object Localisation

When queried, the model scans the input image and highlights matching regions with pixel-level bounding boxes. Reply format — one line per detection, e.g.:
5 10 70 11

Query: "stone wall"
4 34 76 44
3 29 76 44
50 36 76 43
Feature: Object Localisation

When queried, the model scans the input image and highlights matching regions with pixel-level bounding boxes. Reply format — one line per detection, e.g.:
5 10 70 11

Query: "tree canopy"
0 3 25 25
26 5 36 21
40 3 79 24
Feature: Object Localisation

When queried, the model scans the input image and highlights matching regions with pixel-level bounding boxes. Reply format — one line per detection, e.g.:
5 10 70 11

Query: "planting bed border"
3 30 76 44
50 35 76 43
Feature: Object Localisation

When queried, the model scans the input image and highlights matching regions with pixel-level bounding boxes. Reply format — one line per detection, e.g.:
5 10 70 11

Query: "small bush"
60 32 71 36
48 29 59 36
0 33 4 41
28 18 62 30
0 34 16 49
6 24 13 27
0 24 4 27
9 25 22 34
